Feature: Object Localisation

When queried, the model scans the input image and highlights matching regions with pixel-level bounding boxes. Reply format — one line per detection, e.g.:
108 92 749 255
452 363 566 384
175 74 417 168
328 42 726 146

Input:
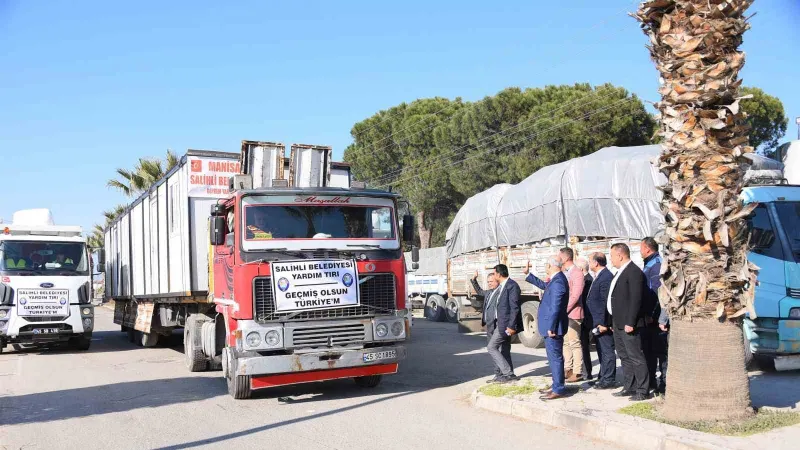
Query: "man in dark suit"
482 264 522 383
640 237 668 396
471 271 503 382
524 257 569 400
576 257 594 381
585 252 616 389
609 243 651 401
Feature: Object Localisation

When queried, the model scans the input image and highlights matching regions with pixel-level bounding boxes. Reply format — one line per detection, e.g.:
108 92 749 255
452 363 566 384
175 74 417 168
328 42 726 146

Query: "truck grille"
24 316 68 322
286 322 366 348
788 288 800 299
254 273 396 322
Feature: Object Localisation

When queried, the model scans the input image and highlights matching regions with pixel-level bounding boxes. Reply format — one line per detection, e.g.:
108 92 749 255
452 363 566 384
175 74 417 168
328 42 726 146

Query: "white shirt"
607 260 632 315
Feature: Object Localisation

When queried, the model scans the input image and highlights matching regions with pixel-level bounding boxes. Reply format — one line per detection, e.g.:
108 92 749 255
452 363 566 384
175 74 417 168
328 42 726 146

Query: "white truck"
404 246 453 322
0 209 94 352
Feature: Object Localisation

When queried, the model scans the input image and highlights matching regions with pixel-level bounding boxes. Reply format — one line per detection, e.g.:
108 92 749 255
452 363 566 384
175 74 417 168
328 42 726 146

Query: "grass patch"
479 381 541 398
618 402 800 436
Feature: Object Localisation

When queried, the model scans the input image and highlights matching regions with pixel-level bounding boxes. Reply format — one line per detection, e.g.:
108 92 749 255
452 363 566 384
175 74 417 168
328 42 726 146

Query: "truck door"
747 204 787 318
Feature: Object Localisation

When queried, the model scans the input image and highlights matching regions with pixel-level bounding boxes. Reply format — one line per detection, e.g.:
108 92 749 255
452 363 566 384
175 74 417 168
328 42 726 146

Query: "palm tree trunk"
635 0 756 421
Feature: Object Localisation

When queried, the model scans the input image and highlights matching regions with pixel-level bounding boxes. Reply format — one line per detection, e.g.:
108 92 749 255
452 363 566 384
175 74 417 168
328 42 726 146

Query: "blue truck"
745 141 800 371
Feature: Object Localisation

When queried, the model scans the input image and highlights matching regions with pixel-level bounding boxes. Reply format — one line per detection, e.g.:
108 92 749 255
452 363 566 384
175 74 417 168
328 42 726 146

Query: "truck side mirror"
210 216 226 246
96 249 106 272
411 246 419 263
402 214 414 243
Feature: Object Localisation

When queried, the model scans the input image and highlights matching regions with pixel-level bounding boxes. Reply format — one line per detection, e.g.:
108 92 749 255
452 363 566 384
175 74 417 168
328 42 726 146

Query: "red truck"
103 141 415 398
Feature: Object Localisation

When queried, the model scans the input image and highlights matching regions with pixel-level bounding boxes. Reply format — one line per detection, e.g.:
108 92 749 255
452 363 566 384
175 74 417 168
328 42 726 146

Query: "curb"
471 391 759 450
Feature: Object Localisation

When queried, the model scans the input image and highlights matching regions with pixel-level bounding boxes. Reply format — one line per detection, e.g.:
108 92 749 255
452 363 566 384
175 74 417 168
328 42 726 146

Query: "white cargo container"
104 150 241 345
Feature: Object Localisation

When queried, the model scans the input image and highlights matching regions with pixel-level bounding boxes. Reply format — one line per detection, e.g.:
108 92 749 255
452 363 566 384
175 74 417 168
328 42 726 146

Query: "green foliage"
619 402 800 436
479 381 543 397
96 150 180 250
740 86 788 156
345 84 655 247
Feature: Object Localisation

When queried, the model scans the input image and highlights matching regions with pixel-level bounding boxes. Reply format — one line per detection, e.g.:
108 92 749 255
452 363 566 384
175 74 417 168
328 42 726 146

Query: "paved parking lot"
1 307 615 450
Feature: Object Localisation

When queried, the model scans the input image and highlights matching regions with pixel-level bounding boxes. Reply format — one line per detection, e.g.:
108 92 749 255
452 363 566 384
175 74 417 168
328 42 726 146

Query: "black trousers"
614 328 649 395
642 325 669 390
580 320 593 379
595 331 617 386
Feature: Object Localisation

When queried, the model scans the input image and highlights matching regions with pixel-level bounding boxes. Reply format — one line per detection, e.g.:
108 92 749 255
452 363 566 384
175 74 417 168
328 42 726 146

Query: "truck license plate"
363 350 396 363
32 328 59 335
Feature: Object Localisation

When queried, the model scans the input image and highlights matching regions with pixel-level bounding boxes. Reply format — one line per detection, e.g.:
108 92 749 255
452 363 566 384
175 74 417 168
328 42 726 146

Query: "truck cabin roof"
236 187 401 199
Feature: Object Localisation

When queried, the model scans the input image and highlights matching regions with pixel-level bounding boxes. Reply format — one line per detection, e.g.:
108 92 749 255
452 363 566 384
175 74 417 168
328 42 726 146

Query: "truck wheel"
444 297 459 323
225 350 252 399
744 332 755 370
127 328 136 343
184 317 208 372
354 375 382 388
425 295 446 322
70 335 92 351
518 302 544 349
140 332 159 348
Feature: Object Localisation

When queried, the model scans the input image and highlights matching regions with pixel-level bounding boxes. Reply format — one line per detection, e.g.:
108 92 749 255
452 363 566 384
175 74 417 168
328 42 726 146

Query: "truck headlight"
790 308 800 319
0 309 8 320
391 321 403 337
265 330 281 347
83 318 93 328
81 307 92 316
376 323 388 338
246 332 262 347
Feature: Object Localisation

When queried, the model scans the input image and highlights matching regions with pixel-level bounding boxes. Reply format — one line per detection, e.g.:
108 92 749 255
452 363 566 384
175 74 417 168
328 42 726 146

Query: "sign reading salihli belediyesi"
271 260 360 312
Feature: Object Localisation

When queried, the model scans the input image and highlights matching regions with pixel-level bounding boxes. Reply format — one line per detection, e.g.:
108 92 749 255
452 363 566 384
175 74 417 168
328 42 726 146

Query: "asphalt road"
1 307 614 450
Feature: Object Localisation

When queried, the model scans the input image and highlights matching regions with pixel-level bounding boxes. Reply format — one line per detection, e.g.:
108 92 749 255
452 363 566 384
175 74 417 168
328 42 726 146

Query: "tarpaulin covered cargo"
446 144 784 259
445 183 512 259
446 145 666 258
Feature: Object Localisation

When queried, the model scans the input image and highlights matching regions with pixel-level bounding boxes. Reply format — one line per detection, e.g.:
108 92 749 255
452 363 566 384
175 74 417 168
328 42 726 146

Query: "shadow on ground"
0 318 546 432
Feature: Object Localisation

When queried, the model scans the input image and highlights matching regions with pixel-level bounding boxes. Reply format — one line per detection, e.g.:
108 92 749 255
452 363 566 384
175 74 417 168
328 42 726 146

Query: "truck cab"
742 185 800 370
0 209 94 352
208 187 413 398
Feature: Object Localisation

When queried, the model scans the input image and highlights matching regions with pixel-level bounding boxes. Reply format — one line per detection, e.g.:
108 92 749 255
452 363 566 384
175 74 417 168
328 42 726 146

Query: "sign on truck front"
271 260 360 312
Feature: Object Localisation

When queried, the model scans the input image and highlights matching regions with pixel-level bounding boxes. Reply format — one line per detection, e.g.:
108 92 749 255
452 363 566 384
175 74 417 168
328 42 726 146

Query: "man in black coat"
479 264 522 383
609 243 651 401
585 252 617 389
471 271 503 382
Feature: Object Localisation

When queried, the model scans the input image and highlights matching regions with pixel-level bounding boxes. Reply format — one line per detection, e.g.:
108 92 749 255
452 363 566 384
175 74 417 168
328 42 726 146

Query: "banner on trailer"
271 260 360 312
187 157 242 198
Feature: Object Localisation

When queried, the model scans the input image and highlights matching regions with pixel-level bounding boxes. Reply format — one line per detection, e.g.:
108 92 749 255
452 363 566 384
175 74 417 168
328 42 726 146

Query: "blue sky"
1 0 798 235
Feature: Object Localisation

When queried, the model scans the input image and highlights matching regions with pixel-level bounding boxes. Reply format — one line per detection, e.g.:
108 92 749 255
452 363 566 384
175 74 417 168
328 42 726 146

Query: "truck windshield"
774 202 800 261
244 205 395 240
0 241 89 274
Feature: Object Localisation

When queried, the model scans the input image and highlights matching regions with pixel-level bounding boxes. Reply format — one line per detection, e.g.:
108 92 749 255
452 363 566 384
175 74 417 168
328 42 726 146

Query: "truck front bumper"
235 344 407 378
0 305 93 344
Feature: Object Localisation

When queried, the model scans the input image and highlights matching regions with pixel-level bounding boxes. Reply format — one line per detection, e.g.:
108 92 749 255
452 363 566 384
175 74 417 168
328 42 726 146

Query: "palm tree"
107 150 180 197
635 1 755 421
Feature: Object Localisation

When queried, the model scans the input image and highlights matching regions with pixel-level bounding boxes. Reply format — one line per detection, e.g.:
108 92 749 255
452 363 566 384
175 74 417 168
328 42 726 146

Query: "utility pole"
795 116 800 140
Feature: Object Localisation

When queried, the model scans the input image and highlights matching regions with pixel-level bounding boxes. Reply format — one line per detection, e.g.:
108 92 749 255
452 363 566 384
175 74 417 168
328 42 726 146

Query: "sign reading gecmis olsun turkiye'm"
271 260 360 312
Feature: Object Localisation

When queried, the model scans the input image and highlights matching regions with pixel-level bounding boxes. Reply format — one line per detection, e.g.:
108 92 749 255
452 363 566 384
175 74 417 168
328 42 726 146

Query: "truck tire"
354 375 382 388
184 317 208 372
444 297 459 323
425 294 446 322
70 335 92 351
140 332 159 348
127 328 136 343
518 301 545 349
744 332 755 370
225 350 252 399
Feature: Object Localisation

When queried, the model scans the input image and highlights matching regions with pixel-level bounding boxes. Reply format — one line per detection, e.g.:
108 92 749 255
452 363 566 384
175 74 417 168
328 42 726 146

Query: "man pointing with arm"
524 257 569 400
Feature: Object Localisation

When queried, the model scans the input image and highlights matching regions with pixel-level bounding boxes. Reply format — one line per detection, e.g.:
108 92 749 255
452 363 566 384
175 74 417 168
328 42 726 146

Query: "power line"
366 87 633 186
379 96 638 189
